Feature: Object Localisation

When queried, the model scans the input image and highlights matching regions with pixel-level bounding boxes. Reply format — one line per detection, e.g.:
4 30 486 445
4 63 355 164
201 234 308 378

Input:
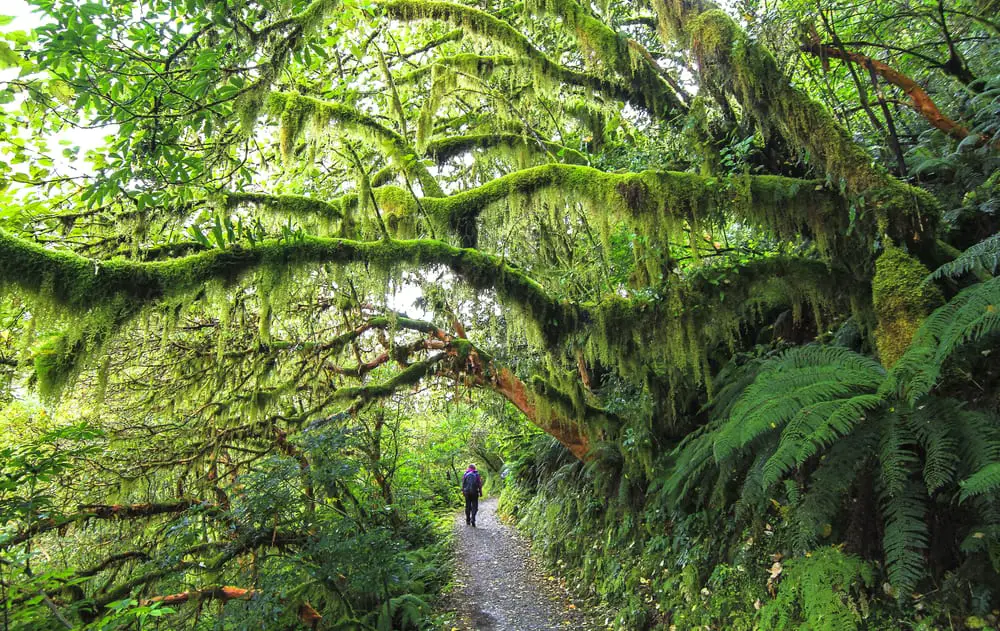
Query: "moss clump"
872 247 943 367
376 186 419 239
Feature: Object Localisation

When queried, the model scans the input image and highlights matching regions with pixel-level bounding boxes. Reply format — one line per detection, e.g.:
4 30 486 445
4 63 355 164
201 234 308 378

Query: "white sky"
4 1 39 30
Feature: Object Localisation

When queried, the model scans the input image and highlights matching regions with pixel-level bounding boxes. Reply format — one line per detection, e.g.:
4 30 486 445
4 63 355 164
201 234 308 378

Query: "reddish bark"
576 350 592 391
801 43 975 143
146 585 253 606
144 586 321 626
492 366 590 460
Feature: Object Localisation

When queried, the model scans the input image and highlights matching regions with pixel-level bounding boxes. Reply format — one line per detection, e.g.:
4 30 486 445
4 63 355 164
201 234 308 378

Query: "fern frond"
931 234 1000 280
763 394 884 488
952 409 1000 475
877 412 918 496
888 277 1000 402
714 346 883 463
663 427 720 504
905 399 961 493
796 425 877 544
879 480 929 599
735 444 777 521
960 463 1000 502
758 547 873 631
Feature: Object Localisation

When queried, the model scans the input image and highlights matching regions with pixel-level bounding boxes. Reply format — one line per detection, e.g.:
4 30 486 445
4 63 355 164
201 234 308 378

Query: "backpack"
462 471 480 496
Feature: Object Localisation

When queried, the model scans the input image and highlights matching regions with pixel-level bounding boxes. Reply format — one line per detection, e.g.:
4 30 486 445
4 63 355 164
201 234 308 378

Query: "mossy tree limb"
525 0 687 117
376 0 681 119
651 2 940 251
267 92 446 198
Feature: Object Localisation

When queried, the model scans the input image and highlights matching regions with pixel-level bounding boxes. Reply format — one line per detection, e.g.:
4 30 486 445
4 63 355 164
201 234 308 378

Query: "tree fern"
879 480 929 599
960 463 1000 502
888 276 1000 403
714 346 884 463
931 233 1000 280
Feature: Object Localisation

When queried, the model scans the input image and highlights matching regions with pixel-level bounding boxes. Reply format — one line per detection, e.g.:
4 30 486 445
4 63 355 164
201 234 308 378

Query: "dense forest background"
0 0 998 628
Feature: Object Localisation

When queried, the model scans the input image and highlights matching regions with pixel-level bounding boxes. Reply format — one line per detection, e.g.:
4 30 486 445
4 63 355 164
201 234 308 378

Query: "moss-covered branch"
376 0 679 118
425 133 589 165
267 92 445 197
214 164 857 257
3 500 212 549
225 192 343 220
651 1 940 250
397 53 515 84
526 0 686 117
0 229 574 341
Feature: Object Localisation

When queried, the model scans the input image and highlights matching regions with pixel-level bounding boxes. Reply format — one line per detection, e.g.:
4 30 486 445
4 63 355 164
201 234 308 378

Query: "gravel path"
446 498 598 631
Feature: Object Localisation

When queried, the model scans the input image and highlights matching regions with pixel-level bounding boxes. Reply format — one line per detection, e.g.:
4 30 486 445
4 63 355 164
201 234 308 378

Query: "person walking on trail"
462 464 483 527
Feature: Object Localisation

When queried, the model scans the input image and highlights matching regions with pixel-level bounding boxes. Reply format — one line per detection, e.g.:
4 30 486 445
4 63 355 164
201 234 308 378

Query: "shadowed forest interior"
0 0 999 628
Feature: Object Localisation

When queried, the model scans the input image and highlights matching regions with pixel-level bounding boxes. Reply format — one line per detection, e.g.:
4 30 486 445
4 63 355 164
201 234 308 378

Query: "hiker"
462 464 483 527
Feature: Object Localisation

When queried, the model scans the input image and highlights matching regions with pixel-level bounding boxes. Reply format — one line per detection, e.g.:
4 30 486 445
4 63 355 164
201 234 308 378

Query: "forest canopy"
0 0 998 628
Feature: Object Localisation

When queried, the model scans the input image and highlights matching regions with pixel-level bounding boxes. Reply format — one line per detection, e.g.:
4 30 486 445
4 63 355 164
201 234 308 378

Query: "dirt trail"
446 498 598 631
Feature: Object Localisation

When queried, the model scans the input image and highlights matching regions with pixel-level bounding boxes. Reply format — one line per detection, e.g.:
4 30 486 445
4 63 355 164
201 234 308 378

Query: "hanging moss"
377 186 419 239
266 92 445 198
380 0 675 119
657 3 940 252
425 133 588 165
524 0 685 117
872 247 943 367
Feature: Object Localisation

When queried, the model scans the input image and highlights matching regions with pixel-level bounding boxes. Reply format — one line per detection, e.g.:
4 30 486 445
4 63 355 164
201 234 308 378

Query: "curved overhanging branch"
376 0 679 118
225 192 344 220
425 133 589 165
142 587 322 626
2 500 213 549
650 1 940 251
397 53 516 84
0 230 576 341
267 92 446 198
248 165 849 260
213 164 853 255
524 0 687 116
298 317 594 458
799 43 987 146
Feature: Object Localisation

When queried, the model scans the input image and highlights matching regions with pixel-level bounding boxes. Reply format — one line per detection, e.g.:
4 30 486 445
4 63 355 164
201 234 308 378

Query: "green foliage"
758 547 873 631
887 276 1000 402
931 234 1000 281
0 0 998 627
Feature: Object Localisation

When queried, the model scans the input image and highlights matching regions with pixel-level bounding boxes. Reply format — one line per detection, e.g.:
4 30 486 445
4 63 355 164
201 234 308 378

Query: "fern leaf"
952 409 1000 475
763 394 884 489
889 277 1000 402
795 425 876 544
960 463 1000 502
905 399 961 493
931 233 1000 280
879 480 929 599
878 412 918 496
715 346 883 463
